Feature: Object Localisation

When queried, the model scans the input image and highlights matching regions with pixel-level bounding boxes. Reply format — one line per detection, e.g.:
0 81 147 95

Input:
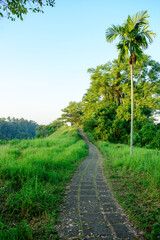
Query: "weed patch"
0 126 88 239
97 141 160 240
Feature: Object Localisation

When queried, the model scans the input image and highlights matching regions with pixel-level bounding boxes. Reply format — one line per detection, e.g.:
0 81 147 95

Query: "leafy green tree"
82 100 116 141
0 0 55 20
61 101 83 125
139 121 157 146
109 119 130 144
93 101 116 141
106 10 156 154
81 55 159 148
87 60 131 105
0 117 38 140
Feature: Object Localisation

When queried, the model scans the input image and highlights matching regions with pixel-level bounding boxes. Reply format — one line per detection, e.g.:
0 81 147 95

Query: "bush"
139 122 157 146
83 118 97 132
108 119 130 144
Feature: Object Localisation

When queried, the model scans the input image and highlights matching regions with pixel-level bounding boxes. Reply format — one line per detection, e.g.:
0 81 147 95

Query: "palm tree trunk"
130 64 134 155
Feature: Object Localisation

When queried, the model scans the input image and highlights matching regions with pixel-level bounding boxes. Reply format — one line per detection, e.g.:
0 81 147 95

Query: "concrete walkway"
56 130 143 239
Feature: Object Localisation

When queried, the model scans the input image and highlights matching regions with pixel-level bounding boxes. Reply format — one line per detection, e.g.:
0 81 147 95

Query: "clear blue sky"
0 0 160 124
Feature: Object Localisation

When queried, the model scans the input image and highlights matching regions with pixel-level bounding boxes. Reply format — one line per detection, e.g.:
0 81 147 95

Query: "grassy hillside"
97 142 160 240
0 126 88 239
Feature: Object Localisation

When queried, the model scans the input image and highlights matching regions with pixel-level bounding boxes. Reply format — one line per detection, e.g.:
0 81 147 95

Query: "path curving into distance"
56 129 143 240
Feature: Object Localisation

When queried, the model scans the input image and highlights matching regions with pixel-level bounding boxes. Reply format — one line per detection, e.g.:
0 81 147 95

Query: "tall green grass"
97 141 160 240
0 126 88 239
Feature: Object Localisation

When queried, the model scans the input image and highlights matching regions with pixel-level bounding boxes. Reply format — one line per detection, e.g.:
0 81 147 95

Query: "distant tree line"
0 117 38 141
60 55 160 149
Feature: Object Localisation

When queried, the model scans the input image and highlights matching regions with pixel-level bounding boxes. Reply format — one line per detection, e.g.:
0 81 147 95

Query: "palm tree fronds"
105 24 121 42
106 10 156 65
142 30 156 43
133 10 149 28
126 15 135 32
117 42 128 63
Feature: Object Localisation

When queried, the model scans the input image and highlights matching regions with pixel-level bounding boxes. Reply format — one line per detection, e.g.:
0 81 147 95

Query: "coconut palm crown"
106 10 156 65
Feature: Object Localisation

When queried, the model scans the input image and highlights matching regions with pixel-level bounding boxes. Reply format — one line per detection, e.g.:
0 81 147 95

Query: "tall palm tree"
106 10 156 154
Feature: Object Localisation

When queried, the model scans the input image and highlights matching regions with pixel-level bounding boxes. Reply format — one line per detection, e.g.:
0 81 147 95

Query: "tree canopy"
0 117 38 141
0 0 55 20
61 55 160 149
61 101 83 125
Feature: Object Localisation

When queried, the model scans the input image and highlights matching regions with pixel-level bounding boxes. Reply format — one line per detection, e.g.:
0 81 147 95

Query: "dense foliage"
61 101 83 125
0 0 55 20
36 119 64 138
0 117 38 141
61 55 160 149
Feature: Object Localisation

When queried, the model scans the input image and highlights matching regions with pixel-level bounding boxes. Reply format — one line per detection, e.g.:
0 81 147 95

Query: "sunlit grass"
0 126 88 239
97 141 160 240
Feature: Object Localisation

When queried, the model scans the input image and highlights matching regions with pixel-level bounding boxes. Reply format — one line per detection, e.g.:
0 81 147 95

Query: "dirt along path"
56 129 143 240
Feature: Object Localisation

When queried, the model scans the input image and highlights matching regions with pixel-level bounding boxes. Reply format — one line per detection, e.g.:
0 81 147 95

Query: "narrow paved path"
56 130 143 240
